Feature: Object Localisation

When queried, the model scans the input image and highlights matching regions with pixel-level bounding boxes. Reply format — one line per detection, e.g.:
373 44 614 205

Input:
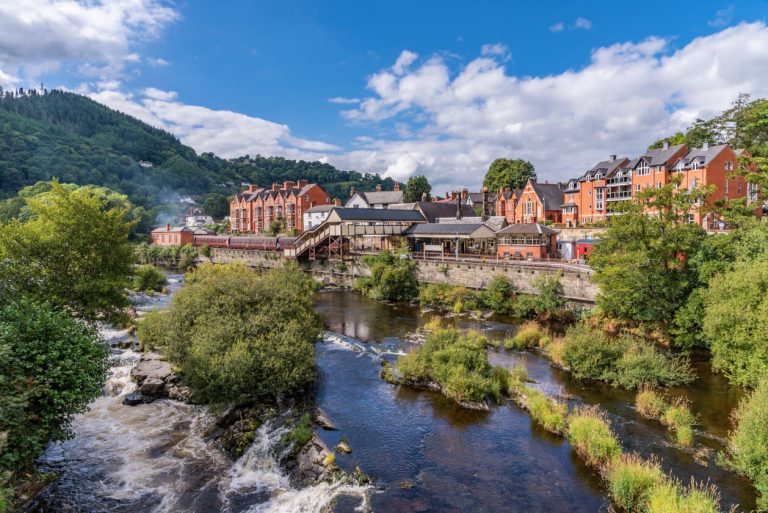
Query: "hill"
0 89 394 209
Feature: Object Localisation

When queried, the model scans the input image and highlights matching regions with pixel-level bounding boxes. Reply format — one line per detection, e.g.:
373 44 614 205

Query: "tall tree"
483 159 536 191
203 192 230 219
403 175 432 202
0 181 136 325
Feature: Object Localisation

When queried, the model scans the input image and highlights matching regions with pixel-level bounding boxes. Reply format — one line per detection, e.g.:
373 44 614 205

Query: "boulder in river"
313 408 338 430
297 433 333 484
139 377 166 396
122 392 155 406
335 437 352 454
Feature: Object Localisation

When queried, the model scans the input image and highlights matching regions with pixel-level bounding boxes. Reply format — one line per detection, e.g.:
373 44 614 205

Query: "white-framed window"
596 188 604 210
656 182 662 189
724 179 729 194
637 161 650 175
675 161 685 171
748 182 759 203
725 161 734 171
685 214 695 224
689 178 697 190
635 184 641 192
691 160 699 170
656 166 662 173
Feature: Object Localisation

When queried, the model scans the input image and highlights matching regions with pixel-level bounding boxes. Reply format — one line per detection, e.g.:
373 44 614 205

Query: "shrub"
662 401 696 447
396 328 498 406
566 406 622 468
136 309 169 351
615 343 695 389
562 324 624 383
507 365 528 394
605 453 665 512
545 337 567 368
729 379 768 510
523 388 567 434
356 251 418 301
490 365 511 400
380 361 399 384
164 262 321 404
479 275 514 314
132 264 167 292
635 388 668 418
419 283 478 313
506 321 545 350
0 297 110 472
291 413 313 447
646 480 721 513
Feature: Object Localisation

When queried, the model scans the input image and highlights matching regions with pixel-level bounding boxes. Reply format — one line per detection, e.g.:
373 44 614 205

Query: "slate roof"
416 201 475 222
151 225 194 233
580 157 628 181
404 223 492 236
496 223 559 236
354 190 404 205
435 216 508 232
467 192 498 204
643 144 686 167
531 183 565 210
304 205 335 214
671 144 729 169
331 207 425 222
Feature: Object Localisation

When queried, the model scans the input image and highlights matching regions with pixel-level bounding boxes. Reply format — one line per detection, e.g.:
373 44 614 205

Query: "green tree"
729 379 768 511
589 177 708 329
483 159 536 191
203 192 230 219
0 181 136 325
479 275 514 314
355 250 419 301
403 175 432 202
0 294 110 472
702 261 768 387
269 216 286 236
150 262 321 404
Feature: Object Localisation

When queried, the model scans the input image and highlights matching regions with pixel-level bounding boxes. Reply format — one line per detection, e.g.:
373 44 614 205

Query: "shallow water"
33 286 757 512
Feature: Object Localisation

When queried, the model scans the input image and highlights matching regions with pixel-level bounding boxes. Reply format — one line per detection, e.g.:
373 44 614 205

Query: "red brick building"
496 223 559 259
230 181 332 234
150 224 213 246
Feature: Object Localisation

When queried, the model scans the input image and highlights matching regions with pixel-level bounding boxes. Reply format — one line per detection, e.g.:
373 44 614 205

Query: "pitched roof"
357 190 404 205
435 216 508 232
643 144 686 167
580 157 628 181
675 144 729 168
467 192 498 204
404 223 495 237
330 207 425 222
304 204 335 214
151 225 193 233
497 223 559 235
414 201 475 223
531 183 565 210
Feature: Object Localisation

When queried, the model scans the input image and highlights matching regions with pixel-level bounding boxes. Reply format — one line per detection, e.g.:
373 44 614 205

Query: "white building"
345 183 403 209
302 204 335 231
185 215 214 228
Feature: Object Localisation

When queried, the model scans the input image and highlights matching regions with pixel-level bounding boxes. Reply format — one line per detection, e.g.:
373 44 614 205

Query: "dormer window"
675 161 684 171
691 161 699 170
637 161 649 175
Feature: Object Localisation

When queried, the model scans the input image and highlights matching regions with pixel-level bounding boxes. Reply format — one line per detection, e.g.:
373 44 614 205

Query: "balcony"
606 176 631 186
605 191 632 201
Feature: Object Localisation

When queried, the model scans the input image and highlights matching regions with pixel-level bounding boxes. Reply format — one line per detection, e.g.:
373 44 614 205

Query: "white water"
38 291 371 513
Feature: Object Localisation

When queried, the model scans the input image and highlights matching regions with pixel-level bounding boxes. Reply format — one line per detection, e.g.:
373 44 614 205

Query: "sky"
2 0 768 193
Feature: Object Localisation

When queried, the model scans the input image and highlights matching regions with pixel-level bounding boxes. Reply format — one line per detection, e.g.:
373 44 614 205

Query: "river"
32 285 757 512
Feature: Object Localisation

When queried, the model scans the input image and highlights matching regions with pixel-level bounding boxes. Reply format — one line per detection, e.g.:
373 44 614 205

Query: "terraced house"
229 181 332 234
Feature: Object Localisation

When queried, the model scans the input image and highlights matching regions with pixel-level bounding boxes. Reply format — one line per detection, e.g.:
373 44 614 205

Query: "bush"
703 261 768 387
522 388 567 434
561 324 694 389
479 275 514 314
566 406 622 468
507 365 528 394
356 251 418 301
132 264 167 292
646 481 721 513
729 380 768 510
136 309 170 351
662 401 696 447
163 262 321 404
419 283 478 313
0 297 110 472
291 413 313 447
509 321 545 350
605 453 665 512
396 328 498 405
635 388 668 418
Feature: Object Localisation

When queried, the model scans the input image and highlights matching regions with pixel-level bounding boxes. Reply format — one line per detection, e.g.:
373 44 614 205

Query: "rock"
167 384 194 403
139 377 166 396
313 408 338 431
131 352 172 384
297 433 332 483
221 419 262 459
122 392 154 406
399 480 415 489
335 437 352 454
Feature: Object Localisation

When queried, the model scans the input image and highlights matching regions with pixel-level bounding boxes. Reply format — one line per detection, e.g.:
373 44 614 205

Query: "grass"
291 413 313 447
507 364 528 395
662 401 696 447
605 453 665 512
521 387 567 434
728 379 768 510
132 264 168 292
505 321 545 350
380 360 399 384
636 388 668 418
646 480 721 513
566 406 622 468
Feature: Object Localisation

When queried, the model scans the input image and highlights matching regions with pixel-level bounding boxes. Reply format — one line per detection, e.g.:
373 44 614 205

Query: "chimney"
334 198 342 206
663 141 670 150
455 192 462 220
349 186 356 197
375 184 382 192
246 184 259 193
445 192 450 200
461 187 469 200
481 187 489 222
272 183 280 191
421 192 428 201
609 154 617 162
393 181 400 192
283 180 295 190
165 223 170 232
298 179 308 188
451 191 458 201
703 142 710 150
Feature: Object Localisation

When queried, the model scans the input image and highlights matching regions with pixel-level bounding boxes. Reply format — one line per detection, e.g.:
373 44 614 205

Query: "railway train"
192 235 296 251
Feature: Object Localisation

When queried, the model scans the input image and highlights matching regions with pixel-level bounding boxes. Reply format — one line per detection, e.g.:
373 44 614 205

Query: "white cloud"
709 5 734 27
88 84 341 161
0 0 179 82
549 22 565 33
574 17 593 30
480 43 511 62
392 50 418 75
328 96 361 104
335 22 768 192
147 57 171 67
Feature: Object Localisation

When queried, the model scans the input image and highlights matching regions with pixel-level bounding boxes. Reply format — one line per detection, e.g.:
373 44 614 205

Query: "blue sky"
1 0 768 191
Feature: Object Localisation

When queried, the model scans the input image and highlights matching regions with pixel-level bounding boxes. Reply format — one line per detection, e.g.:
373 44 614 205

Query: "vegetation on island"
132 264 168 292
136 262 321 404
355 250 419 301
0 180 134 508
483 158 536 191
728 380 768 511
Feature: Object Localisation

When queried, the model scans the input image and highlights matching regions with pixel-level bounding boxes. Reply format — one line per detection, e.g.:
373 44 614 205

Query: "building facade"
230 181 332 234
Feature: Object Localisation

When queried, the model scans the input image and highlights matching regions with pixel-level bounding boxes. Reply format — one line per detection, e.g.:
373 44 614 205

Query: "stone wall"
206 249 598 303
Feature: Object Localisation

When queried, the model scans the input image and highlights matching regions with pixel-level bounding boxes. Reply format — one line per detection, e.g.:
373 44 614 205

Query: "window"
595 188 604 210
738 182 742 195
675 161 685 171
748 182 759 203
656 182 662 189
656 166 662 173
635 184 641 192
637 161 649 175
685 214 695 224
691 160 699 170
725 161 734 171
724 179 729 194
689 178 697 190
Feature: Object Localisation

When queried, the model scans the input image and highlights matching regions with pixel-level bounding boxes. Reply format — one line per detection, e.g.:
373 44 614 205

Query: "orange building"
150 224 203 246
494 188 523 223
513 180 564 224
496 223 559 259
230 181 332 234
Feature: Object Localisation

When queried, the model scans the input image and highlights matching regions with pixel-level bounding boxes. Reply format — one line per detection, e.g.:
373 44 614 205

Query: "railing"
412 252 593 273
606 177 631 186
605 191 632 201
